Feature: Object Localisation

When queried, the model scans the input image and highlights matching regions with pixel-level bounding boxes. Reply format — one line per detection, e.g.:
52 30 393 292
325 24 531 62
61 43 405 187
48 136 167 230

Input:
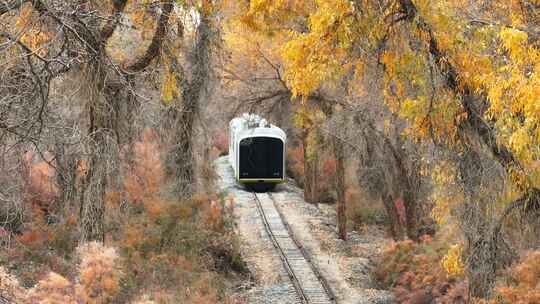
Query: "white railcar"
229 113 286 192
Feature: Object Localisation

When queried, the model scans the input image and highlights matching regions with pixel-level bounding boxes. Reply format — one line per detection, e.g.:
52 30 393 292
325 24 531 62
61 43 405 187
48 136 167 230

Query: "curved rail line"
253 192 336 304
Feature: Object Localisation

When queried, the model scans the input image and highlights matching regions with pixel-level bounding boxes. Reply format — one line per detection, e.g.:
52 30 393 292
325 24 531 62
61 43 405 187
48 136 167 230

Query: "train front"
237 127 286 192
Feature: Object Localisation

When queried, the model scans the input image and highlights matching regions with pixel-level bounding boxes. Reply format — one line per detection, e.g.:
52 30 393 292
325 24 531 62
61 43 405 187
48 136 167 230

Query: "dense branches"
0 0 212 241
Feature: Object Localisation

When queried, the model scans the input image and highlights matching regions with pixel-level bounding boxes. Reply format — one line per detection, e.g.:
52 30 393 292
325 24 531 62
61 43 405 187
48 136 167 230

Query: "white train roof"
230 113 286 141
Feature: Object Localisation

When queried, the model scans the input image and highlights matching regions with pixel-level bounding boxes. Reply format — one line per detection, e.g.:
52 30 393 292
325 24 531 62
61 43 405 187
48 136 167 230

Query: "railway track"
253 192 336 304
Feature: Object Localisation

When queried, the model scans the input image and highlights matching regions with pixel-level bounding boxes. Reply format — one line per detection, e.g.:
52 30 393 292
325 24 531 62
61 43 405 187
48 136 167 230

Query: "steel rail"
253 192 336 304
253 192 308 303
268 193 337 303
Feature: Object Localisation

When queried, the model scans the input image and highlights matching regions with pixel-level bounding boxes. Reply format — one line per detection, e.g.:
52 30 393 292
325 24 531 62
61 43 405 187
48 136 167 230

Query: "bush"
210 131 229 158
0 266 25 301
0 130 246 304
479 250 540 304
374 237 468 304
287 145 305 187
75 242 122 303
346 187 388 229
1 242 120 304
118 194 246 302
27 271 77 303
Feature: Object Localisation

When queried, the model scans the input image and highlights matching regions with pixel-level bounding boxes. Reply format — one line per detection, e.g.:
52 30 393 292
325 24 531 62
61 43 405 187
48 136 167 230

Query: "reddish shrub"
287 145 305 183
481 251 540 304
374 238 468 304
140 128 160 144
211 131 229 157
23 151 58 219
322 157 336 178
395 198 406 225
123 136 163 204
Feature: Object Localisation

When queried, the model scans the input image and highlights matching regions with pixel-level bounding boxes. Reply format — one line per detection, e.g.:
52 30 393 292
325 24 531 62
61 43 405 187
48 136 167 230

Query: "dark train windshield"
239 137 284 179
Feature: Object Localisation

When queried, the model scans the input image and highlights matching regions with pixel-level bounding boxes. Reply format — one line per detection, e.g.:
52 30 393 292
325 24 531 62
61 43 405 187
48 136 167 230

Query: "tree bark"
54 141 77 212
302 128 318 203
127 0 173 73
332 134 347 240
354 112 419 241
382 194 405 240
76 0 174 241
302 129 312 202
79 55 113 243
165 10 211 197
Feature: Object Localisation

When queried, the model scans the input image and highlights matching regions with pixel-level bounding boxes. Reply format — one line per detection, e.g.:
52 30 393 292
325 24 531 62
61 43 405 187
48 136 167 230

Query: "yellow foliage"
441 244 465 277
430 161 462 226
235 0 540 234
499 28 529 61
280 0 355 97
161 69 181 104
15 4 33 29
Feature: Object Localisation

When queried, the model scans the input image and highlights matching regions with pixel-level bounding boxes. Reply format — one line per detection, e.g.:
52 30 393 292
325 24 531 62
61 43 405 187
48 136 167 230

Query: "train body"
229 113 286 192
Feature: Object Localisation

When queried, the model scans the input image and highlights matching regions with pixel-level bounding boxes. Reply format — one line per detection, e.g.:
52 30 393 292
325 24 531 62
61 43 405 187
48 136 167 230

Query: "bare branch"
127 0 173 72
100 0 129 42
0 0 29 16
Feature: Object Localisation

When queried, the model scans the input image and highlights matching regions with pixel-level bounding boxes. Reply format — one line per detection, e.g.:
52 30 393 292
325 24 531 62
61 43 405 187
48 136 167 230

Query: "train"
229 113 287 192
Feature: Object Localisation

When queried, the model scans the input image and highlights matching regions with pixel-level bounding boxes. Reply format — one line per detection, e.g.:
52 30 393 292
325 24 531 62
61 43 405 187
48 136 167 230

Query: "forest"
0 0 539 303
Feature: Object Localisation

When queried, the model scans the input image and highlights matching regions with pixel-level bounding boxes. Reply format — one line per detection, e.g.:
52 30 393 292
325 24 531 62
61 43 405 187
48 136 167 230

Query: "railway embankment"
215 156 394 304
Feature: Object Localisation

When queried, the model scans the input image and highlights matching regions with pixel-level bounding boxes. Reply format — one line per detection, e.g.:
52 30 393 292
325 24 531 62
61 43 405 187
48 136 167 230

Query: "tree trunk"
165 11 211 197
384 133 419 241
403 190 418 240
311 127 320 202
54 141 77 212
381 194 405 240
79 57 116 243
332 135 347 240
456 150 509 298
79 150 107 242
302 128 318 203
171 104 195 196
309 146 319 202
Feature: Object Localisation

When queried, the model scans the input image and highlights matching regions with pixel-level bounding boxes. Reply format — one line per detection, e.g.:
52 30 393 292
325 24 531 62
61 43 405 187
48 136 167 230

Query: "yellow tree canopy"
237 0 540 191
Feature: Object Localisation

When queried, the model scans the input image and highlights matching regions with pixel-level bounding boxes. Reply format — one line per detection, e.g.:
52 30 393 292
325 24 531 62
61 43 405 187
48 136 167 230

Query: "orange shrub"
140 128 161 144
125 135 163 197
3 128 243 303
210 131 229 157
322 157 336 178
317 155 337 198
27 272 77 304
374 237 468 304
75 242 122 303
24 151 58 219
1 242 125 304
17 228 48 249
394 198 406 225
483 251 540 304
287 145 305 186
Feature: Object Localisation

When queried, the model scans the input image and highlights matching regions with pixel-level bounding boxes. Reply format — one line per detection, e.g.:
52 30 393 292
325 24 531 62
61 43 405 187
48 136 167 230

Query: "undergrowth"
374 236 469 304
0 129 248 303
478 250 540 304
